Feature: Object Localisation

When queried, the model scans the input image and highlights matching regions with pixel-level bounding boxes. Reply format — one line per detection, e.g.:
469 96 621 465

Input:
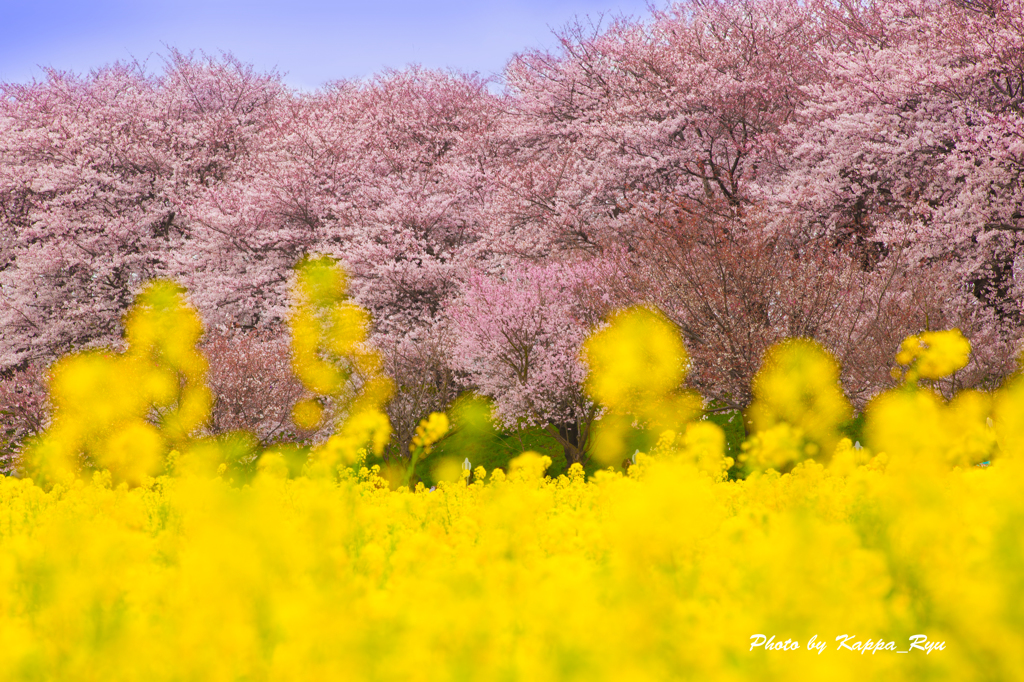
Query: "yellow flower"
584 306 700 464
584 306 689 413
895 329 971 381
748 338 851 461
410 412 450 455
292 399 324 431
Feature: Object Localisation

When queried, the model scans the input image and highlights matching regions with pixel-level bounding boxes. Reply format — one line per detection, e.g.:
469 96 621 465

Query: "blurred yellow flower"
896 329 971 381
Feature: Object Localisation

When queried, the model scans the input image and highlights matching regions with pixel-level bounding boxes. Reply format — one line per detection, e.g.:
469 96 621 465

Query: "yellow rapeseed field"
2 260 1022 681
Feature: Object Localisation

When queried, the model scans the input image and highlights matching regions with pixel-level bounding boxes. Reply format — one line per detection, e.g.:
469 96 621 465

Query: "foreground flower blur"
2 267 1022 681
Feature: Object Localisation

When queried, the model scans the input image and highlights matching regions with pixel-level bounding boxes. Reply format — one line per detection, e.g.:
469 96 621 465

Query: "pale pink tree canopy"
777 0 1024 316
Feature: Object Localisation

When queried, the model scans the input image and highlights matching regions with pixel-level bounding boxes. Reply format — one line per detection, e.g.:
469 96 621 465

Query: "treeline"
2 0 1023 465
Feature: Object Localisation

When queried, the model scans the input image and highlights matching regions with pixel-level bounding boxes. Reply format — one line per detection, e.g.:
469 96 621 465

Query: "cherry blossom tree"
231 68 501 453
779 0 1024 319
485 0 822 257
622 203 1016 411
0 51 287 369
198 67 500 338
448 258 621 464
2 0 1021 464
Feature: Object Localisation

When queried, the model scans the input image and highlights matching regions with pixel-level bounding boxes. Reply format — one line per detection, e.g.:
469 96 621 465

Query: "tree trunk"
556 422 584 465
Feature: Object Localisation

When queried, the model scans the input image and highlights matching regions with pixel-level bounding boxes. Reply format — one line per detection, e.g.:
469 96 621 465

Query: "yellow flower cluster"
584 307 702 464
23 281 212 487
893 329 971 382
5 281 1024 680
288 256 394 472
24 258 393 486
410 411 450 456
741 339 851 472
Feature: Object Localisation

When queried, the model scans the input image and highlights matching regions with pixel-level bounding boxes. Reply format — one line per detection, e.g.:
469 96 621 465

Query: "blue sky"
1 0 660 90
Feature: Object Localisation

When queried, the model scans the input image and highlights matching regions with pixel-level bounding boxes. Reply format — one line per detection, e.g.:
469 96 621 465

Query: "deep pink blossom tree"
448 258 621 464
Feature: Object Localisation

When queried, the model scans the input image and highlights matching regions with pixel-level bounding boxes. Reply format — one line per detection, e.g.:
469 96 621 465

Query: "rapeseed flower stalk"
867 328 997 473
893 329 971 384
409 411 449 457
22 281 212 486
404 411 450 485
584 306 702 464
743 339 851 471
287 256 394 473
